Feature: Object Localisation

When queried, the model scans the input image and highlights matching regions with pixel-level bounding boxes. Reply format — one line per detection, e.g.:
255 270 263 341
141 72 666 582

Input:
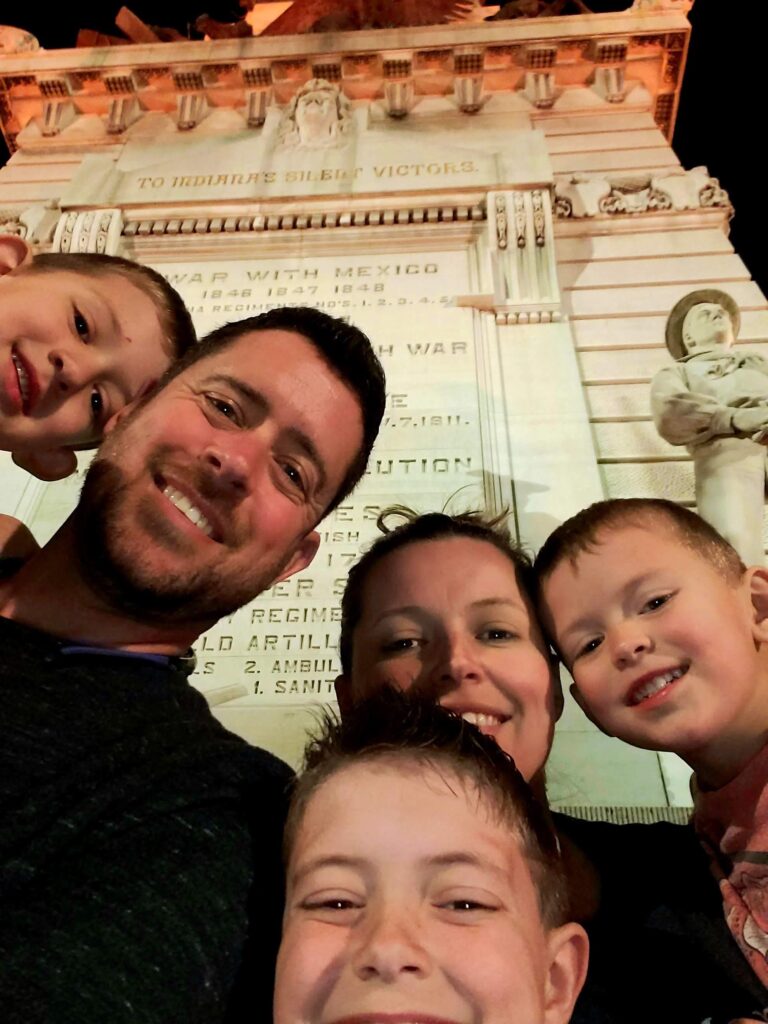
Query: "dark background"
1 2 762 293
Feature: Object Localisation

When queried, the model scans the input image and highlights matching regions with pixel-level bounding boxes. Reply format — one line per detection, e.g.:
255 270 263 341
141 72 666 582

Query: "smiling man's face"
74 327 363 625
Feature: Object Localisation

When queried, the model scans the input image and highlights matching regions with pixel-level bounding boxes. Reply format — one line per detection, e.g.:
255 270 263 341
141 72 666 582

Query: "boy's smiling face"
0 267 170 454
541 522 768 784
276 760 586 1024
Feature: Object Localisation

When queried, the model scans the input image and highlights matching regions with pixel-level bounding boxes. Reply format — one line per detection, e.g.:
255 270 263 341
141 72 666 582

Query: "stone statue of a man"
651 288 768 564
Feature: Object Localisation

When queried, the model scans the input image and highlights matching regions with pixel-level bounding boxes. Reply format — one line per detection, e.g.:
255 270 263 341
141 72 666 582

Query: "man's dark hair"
534 497 746 595
339 505 533 677
284 688 568 928
25 252 196 361
158 306 385 513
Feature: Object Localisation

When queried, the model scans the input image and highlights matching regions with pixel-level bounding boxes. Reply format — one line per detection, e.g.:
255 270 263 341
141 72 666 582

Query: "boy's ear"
12 447 78 482
544 922 589 1024
0 234 32 275
334 674 354 716
746 566 768 644
272 530 320 585
570 682 614 737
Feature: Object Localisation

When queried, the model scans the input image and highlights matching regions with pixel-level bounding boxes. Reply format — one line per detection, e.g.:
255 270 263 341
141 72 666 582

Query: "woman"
332 507 765 1023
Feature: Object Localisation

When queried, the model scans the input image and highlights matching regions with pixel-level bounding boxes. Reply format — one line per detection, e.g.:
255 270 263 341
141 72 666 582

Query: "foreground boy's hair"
285 686 569 927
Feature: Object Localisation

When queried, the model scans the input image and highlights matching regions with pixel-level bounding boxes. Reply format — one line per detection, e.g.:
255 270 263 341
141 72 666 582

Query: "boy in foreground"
535 498 768 987
0 233 195 481
275 689 588 1024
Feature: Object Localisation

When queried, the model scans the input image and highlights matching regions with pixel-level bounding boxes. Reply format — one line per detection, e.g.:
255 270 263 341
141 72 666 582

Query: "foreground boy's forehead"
290 761 529 888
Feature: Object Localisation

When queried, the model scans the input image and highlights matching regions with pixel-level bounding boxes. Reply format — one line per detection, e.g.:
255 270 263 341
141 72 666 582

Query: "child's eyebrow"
556 571 664 640
82 288 122 340
425 851 508 881
291 854 370 886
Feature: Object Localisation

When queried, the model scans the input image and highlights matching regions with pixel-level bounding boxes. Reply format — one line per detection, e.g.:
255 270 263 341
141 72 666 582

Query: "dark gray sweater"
0 613 292 1024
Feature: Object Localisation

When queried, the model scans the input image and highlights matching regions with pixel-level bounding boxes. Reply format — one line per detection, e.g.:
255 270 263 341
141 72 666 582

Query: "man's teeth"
162 486 213 536
632 667 685 705
461 711 504 727
12 353 29 406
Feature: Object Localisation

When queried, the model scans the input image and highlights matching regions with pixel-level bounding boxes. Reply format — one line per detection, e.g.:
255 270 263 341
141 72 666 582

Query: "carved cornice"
122 199 486 239
0 10 690 153
553 167 730 219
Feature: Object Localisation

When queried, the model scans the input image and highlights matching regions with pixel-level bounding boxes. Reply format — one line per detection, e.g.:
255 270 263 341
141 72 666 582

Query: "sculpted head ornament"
665 288 740 360
277 79 353 150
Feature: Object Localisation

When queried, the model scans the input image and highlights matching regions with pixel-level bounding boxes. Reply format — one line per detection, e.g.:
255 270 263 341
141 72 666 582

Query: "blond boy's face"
276 762 585 1024
542 524 766 771
0 268 170 452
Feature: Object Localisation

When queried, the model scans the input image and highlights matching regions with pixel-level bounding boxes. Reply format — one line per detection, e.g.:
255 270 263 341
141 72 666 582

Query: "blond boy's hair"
535 498 746 593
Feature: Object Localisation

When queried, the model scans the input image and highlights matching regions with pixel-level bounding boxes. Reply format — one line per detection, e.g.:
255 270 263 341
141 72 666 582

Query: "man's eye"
281 461 306 491
205 395 238 422
73 309 90 340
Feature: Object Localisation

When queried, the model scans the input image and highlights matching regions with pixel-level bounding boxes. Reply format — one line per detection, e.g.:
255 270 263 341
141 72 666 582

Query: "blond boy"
535 498 768 986
0 234 195 481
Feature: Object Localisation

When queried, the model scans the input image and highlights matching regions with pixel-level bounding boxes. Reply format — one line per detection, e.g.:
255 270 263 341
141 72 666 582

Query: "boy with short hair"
0 234 196 481
535 497 768 986
275 688 588 1024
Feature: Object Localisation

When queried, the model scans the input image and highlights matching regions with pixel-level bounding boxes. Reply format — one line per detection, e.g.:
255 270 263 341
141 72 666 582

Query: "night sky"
2 2 762 294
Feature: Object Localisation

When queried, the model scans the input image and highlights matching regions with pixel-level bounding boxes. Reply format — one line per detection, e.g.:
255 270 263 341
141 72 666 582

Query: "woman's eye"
73 309 90 340
479 627 516 642
643 593 672 613
206 395 238 422
382 637 421 653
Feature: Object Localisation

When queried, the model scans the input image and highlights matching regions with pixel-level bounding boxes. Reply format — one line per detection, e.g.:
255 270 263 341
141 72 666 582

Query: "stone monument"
651 289 768 565
0 3 764 809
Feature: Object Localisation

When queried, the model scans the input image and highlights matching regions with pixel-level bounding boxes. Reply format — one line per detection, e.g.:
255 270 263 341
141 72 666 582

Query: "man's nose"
350 907 430 983
202 443 251 494
609 622 652 667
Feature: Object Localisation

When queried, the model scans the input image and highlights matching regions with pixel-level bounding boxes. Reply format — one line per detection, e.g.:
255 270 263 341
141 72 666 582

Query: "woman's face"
344 537 561 781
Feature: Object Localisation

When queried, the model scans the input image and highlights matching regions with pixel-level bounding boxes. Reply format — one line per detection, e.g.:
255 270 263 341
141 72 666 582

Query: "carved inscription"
25 252 482 705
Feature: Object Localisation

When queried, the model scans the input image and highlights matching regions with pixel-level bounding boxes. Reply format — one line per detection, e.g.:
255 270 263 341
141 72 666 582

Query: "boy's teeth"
12 353 29 405
461 711 504 727
631 667 685 705
162 486 213 536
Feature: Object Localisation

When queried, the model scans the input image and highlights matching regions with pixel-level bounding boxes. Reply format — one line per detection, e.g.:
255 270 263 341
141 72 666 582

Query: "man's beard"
73 455 283 626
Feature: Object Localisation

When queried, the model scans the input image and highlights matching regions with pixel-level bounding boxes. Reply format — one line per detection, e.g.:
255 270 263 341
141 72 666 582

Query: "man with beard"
0 306 385 1024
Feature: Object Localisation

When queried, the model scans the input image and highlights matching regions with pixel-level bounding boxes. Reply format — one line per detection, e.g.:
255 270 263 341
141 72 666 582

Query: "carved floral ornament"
553 166 730 218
